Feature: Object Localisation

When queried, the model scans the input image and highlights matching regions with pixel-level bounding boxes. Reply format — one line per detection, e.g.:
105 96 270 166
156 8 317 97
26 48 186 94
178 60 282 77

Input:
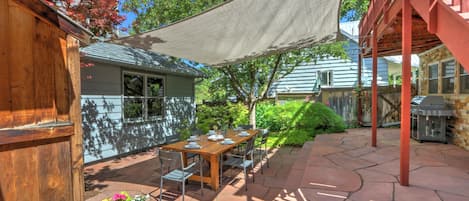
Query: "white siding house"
80 43 203 163
270 21 390 97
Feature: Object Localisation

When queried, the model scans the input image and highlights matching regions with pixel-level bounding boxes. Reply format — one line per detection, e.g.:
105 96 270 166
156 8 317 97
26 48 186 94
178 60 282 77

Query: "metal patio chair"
220 136 256 191
257 129 270 174
158 149 203 201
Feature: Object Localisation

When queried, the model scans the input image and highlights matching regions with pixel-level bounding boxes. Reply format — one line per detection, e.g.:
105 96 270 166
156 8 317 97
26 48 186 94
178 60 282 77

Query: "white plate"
220 141 234 145
184 144 201 149
208 135 224 141
238 133 250 137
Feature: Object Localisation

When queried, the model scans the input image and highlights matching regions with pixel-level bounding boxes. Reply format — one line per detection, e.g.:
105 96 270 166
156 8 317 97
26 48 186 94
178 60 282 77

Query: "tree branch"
219 67 247 101
260 54 283 99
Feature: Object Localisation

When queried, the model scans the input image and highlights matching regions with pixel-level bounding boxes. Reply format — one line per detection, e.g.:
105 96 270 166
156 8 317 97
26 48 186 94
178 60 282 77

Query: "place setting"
184 141 201 149
207 129 225 141
219 138 234 145
187 135 200 142
238 130 250 137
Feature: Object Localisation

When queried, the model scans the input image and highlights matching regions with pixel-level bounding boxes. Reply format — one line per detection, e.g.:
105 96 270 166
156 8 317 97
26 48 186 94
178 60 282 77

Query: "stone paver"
300 166 361 192
85 128 469 201
394 184 441 201
348 182 393 201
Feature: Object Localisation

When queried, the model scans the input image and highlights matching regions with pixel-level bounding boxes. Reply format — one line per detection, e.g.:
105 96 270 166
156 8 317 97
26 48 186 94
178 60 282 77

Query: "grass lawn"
257 131 313 148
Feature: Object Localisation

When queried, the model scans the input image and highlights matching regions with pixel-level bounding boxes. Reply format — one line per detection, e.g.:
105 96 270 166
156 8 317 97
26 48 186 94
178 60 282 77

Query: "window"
442 60 455 93
123 72 164 122
461 65 469 93
318 70 333 87
428 64 438 94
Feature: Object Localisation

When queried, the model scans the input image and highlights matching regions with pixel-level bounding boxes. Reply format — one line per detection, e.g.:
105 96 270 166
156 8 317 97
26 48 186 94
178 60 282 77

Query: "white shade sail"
114 0 341 66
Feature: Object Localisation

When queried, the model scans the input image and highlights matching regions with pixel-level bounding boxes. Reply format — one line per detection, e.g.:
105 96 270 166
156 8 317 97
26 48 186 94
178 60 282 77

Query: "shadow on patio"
84 143 304 201
85 128 469 201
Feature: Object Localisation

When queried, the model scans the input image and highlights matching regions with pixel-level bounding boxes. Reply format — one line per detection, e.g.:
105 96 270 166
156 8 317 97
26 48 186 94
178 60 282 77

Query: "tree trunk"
248 101 256 129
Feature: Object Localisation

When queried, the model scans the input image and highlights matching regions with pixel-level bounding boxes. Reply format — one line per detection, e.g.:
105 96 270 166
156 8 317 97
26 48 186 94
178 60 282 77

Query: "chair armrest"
226 154 244 158
183 162 197 171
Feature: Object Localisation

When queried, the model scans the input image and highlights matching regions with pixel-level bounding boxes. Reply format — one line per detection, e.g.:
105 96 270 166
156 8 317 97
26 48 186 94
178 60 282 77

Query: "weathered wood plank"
0 125 74 146
55 32 70 122
0 0 12 128
13 145 39 201
68 36 85 201
34 17 56 123
0 148 16 201
38 140 72 201
8 2 35 126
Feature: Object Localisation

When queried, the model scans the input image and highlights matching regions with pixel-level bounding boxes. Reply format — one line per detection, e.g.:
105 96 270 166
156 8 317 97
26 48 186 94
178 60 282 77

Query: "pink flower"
112 193 127 201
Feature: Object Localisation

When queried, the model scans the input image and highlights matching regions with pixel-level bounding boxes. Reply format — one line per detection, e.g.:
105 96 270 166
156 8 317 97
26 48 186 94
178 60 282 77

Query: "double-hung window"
123 72 165 122
442 60 455 94
318 70 333 87
428 63 438 94
461 66 469 93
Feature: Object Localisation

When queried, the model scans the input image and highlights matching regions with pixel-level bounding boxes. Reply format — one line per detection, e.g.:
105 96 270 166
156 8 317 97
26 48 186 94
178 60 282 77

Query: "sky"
117 0 136 33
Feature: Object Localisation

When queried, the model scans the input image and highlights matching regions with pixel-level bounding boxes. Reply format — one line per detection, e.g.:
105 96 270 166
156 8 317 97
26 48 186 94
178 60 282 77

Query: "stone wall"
419 45 469 150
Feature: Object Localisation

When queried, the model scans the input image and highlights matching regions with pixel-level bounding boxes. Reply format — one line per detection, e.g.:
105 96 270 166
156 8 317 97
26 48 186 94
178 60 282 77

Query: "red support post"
357 52 363 125
371 28 378 147
400 0 412 187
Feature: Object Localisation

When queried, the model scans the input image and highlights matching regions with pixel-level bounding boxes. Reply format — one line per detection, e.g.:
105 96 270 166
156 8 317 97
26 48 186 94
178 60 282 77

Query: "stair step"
443 0 453 5
451 5 461 13
460 12 469 20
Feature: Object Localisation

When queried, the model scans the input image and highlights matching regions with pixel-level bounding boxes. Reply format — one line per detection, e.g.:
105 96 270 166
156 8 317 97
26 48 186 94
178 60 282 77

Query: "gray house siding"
81 61 196 163
270 40 389 96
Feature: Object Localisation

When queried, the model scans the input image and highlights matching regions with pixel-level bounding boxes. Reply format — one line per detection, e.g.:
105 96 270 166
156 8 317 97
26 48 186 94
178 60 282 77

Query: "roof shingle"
81 43 204 77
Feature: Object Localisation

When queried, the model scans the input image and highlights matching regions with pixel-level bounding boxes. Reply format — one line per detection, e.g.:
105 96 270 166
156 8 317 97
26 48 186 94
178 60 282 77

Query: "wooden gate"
321 85 416 127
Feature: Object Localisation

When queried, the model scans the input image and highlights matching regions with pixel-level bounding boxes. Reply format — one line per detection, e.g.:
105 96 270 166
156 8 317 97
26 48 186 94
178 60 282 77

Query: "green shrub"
256 101 345 133
293 102 346 134
255 101 345 147
196 102 248 133
282 130 314 146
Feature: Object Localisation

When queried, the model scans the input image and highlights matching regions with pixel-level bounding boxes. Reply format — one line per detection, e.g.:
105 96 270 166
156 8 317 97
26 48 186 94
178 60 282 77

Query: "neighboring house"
419 45 469 150
270 21 390 99
385 55 420 86
80 42 204 163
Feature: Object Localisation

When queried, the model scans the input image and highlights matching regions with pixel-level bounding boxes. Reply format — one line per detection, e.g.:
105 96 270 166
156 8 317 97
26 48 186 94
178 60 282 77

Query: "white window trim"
441 58 456 94
460 63 469 93
317 70 333 87
427 62 439 94
122 71 166 123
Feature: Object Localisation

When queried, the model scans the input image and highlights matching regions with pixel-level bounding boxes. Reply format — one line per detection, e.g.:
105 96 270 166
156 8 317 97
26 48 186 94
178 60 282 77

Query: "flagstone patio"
85 128 469 201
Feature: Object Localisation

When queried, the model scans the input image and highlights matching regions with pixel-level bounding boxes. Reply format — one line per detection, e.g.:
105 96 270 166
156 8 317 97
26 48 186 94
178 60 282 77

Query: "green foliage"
122 0 225 33
196 102 248 133
256 101 346 146
292 102 347 134
281 130 314 146
341 0 370 21
389 74 402 85
195 67 229 104
177 120 192 140
260 130 313 147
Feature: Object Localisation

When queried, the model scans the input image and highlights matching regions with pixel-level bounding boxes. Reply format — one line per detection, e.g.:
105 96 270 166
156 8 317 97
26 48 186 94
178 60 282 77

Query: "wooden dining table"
161 129 258 191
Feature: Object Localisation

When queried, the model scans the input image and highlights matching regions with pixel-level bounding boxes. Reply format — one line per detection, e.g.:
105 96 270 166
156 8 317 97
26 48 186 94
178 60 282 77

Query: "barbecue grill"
410 96 453 143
